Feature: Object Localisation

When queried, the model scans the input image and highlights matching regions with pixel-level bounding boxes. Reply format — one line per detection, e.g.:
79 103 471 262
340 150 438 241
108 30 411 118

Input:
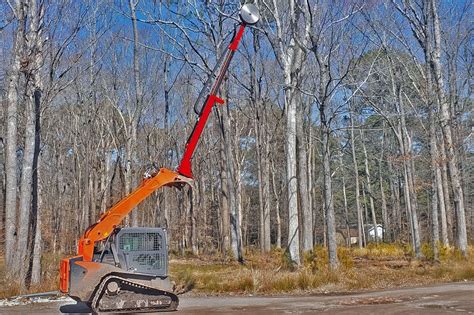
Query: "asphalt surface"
0 281 472 314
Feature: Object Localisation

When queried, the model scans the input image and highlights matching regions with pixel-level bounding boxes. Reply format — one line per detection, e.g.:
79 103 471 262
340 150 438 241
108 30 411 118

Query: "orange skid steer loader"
59 4 259 314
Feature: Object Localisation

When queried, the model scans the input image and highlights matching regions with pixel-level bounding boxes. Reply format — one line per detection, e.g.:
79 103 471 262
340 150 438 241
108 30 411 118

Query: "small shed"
366 224 384 241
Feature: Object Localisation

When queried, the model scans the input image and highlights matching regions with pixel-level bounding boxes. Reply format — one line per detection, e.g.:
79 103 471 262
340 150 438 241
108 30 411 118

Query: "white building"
366 224 384 241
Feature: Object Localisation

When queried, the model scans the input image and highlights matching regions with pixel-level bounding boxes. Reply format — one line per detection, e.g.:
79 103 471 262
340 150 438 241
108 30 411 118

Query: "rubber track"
91 275 179 314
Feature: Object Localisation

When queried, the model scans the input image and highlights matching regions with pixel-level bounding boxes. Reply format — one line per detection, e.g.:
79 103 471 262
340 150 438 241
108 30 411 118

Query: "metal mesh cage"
116 228 167 276
118 232 162 252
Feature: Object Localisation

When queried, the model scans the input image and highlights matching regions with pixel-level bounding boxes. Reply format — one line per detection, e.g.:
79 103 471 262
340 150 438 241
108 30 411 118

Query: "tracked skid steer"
59 4 259 314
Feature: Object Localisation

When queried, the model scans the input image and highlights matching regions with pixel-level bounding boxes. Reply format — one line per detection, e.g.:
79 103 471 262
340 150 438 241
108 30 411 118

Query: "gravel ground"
0 281 472 314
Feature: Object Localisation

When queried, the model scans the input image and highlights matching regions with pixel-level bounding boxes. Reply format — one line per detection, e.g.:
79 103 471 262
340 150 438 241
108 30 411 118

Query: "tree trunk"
5 0 26 270
218 101 243 262
249 29 271 253
361 182 369 243
30 48 43 284
430 126 440 261
308 123 314 246
129 0 143 227
271 159 282 248
427 60 441 259
14 79 36 283
388 161 401 241
321 122 338 269
235 150 245 255
340 156 350 246
31 151 42 285
430 0 467 255
361 131 378 242
218 127 231 254
262 126 271 252
378 128 389 242
397 86 421 258
297 99 312 251
100 151 111 213
421 9 448 248
435 140 449 246
14 0 43 283
350 113 364 248
379 166 389 242
285 59 300 265
403 142 422 258
427 66 446 250
91 172 98 221
81 161 90 231
439 138 453 242
188 187 198 255
255 113 270 252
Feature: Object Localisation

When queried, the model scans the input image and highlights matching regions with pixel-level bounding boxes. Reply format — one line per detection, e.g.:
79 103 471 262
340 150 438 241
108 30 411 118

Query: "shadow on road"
59 302 91 314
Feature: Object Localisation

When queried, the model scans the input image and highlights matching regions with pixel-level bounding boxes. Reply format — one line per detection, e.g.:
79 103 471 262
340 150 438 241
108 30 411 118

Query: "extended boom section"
177 24 246 178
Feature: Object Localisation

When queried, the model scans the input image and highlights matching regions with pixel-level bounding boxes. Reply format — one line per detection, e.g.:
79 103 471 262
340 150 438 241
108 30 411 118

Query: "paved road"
0 281 472 314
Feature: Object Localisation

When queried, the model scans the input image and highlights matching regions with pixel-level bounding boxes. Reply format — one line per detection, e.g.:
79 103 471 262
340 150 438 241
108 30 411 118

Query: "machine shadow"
59 301 92 314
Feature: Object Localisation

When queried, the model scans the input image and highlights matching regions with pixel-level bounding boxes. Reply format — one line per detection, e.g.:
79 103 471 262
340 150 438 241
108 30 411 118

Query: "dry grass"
0 244 473 298
0 253 62 299
170 244 474 295
351 243 408 259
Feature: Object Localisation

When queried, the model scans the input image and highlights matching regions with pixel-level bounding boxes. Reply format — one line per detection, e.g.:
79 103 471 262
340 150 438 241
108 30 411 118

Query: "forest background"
0 0 472 293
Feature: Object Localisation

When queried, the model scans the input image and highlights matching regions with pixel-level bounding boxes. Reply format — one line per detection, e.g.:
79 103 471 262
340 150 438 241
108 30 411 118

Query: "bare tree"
429 0 467 254
361 130 378 242
127 0 143 227
391 0 467 255
261 0 311 264
4 0 26 271
350 112 365 248
12 0 44 284
304 1 366 268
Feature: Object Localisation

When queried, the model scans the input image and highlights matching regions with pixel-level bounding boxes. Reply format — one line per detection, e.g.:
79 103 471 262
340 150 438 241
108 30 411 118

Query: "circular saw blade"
240 4 260 25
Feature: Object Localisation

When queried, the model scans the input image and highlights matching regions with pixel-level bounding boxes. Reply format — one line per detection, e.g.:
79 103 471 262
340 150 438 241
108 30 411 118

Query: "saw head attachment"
240 4 260 25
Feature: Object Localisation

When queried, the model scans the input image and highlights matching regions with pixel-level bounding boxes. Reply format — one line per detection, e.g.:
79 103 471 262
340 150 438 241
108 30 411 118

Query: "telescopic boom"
70 4 260 264
177 4 260 178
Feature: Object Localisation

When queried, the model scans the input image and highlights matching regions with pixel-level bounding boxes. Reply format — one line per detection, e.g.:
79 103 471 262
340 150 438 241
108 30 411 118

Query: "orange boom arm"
77 168 191 261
